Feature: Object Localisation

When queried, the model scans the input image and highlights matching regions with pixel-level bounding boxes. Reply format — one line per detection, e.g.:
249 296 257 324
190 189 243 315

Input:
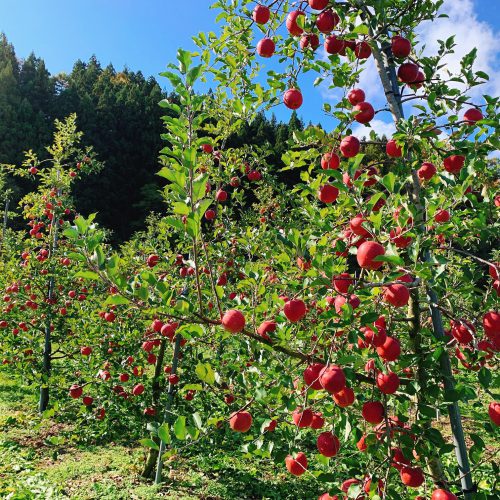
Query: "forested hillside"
0 33 317 242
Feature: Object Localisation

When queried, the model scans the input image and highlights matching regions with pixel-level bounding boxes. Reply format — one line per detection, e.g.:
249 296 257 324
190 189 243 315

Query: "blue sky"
1 0 499 131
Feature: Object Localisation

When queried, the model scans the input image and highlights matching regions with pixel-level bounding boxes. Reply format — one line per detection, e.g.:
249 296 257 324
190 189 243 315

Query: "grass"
0 372 320 499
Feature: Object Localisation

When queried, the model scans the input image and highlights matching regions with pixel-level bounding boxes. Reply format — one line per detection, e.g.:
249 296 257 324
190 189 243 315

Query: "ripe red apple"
489 263 499 280
119 373 129 382
300 34 320 50
286 10 305 36
418 161 436 180
334 294 360 313
316 10 339 33
353 101 374 124
257 320 276 340
357 241 385 270
410 70 425 89
317 431 340 457
383 284 410 308
362 401 385 424
488 402 500 426
318 494 338 500
310 412 325 429
443 155 465 174
318 184 339 203
333 273 353 294
350 214 370 236
356 434 367 451
284 299 307 322
400 466 424 487
321 152 340 169
132 384 145 396
205 209 216 220
309 0 328 10
324 35 344 55
386 139 402 157
391 447 410 470
377 336 401 362
391 35 411 58
252 4 270 24
303 362 325 390
341 479 361 493
333 386 355 407
483 311 499 339
340 135 360 157
389 227 412 248
450 320 474 344
285 452 308 476
347 88 365 105
292 407 313 427
434 209 450 223
355 41 372 59
221 309 246 333
283 88 303 109
362 325 387 348
201 143 213 153
431 489 458 500
376 371 400 394
397 62 419 83
82 396 93 406
69 384 83 399
319 365 346 393
80 346 92 356
256 37 275 57
463 108 483 124
147 254 159 268
229 411 252 432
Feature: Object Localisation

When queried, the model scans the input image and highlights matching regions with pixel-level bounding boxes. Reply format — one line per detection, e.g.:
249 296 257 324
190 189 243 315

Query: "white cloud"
351 118 395 139
417 0 500 100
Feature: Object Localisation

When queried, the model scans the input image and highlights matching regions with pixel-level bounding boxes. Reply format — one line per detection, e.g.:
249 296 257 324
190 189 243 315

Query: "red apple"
310 412 325 429
391 36 411 58
353 101 374 123
333 273 353 294
431 489 458 500
357 241 385 270
229 411 252 432
355 41 372 59
222 309 246 333
309 0 328 10
347 88 365 105
321 152 340 169
400 466 424 487
488 402 500 426
324 35 344 55
316 10 339 33
303 363 325 390
397 62 419 83
377 336 401 362
333 386 355 407
300 34 320 50
132 384 145 396
434 209 450 223
483 311 499 339
292 407 313 427
317 431 340 457
284 299 307 322
286 10 305 36
285 452 308 476
318 184 339 203
463 108 483 124
253 4 270 24
69 384 83 399
319 365 346 393
443 155 465 174
418 161 436 180
256 37 275 57
362 401 385 424
340 135 360 157
383 284 410 308
283 88 303 109
386 139 402 157
376 371 400 394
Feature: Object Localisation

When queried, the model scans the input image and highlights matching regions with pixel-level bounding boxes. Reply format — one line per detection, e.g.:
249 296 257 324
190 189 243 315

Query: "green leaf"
74 271 99 280
478 367 491 388
139 438 159 450
174 416 187 440
158 424 171 445
103 295 130 306
382 172 396 193
177 49 192 74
